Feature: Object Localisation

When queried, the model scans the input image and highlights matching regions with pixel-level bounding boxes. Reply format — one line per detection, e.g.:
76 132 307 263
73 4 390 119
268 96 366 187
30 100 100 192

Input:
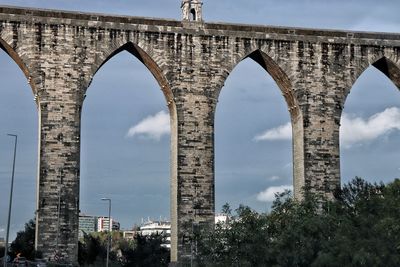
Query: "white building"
140 220 171 249
97 217 120 232
215 214 228 224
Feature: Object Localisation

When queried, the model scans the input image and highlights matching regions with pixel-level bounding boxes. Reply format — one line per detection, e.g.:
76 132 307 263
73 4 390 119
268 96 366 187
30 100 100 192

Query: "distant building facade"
140 220 171 249
0 237 5 247
215 214 228 224
97 217 120 232
79 214 98 238
122 230 137 241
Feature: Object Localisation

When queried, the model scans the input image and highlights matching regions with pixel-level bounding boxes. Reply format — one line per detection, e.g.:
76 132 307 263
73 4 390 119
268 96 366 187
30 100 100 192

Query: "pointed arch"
82 39 179 260
217 48 300 121
340 55 400 184
343 56 400 110
90 41 174 108
248 50 300 120
215 48 305 199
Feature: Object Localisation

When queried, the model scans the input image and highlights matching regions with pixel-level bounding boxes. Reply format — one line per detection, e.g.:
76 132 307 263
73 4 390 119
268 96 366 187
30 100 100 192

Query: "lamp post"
4 134 17 267
101 198 111 267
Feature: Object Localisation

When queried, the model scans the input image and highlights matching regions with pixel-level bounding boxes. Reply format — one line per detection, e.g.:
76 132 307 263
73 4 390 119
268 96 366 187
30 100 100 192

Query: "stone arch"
372 56 400 88
89 41 174 108
344 54 400 110
216 47 300 120
82 39 179 260
339 53 400 185
0 38 37 94
215 48 305 198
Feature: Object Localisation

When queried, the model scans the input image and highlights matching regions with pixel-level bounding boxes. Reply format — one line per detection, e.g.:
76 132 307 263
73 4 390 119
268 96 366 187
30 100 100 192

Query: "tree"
78 231 170 267
9 218 39 260
313 178 400 267
196 177 400 267
78 232 104 266
119 233 170 267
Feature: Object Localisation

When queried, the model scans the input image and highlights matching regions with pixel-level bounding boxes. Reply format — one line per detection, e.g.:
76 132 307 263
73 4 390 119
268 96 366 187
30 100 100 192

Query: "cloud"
257 185 293 202
254 107 400 147
126 110 170 141
340 107 400 148
254 122 292 141
268 175 281 181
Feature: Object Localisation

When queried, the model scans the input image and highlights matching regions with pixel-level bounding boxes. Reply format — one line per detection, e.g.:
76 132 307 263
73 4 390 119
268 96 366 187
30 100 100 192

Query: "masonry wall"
0 5 400 265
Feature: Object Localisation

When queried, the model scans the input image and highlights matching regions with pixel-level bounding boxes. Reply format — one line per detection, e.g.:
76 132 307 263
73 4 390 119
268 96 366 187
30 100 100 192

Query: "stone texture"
0 5 400 265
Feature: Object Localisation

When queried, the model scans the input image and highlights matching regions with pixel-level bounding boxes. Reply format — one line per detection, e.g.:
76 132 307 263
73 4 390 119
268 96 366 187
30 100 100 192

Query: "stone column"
300 95 342 196
293 43 351 197
172 90 216 264
35 75 84 264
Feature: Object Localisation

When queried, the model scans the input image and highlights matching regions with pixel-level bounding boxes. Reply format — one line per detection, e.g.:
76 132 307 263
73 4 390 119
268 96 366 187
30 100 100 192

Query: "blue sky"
0 0 400 239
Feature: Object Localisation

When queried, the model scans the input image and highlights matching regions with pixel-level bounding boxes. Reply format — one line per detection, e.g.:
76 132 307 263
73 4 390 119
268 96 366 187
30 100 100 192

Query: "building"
0 237 5 247
97 217 120 232
215 214 229 224
79 214 98 238
122 230 137 241
140 220 171 249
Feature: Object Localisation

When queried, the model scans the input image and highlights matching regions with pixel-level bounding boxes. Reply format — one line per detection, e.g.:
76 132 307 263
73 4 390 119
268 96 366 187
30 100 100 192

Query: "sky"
0 0 400 240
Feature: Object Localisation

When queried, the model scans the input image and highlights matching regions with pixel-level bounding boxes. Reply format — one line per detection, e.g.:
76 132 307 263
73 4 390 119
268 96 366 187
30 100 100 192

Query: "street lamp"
101 198 111 267
3 134 17 267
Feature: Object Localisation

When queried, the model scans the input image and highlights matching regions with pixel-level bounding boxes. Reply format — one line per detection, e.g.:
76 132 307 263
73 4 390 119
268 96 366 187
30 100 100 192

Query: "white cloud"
126 110 170 141
256 185 293 202
0 228 4 232
254 107 400 148
254 122 292 141
340 107 400 148
268 176 281 181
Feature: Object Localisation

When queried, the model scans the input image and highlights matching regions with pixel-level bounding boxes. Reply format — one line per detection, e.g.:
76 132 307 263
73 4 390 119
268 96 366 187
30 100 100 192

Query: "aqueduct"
0 2 400 265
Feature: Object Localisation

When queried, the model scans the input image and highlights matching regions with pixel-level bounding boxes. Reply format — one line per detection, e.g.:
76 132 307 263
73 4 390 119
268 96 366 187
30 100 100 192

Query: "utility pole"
101 198 112 267
4 134 17 267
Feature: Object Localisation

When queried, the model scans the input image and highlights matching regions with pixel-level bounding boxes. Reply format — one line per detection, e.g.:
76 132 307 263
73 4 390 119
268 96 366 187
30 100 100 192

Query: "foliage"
78 232 170 267
196 177 400 267
10 219 169 266
119 233 170 267
78 232 106 266
12 177 400 266
9 218 39 260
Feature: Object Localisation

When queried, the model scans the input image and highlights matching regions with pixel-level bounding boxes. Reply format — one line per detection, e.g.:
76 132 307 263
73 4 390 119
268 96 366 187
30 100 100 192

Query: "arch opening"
340 57 400 185
80 44 177 261
215 50 296 215
92 42 173 106
0 48 38 245
190 9 197 21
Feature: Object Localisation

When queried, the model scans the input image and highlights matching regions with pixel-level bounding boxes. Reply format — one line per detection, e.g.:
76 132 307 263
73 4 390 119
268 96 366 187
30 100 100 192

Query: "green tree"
119 233 170 267
313 178 400 267
78 232 104 266
10 218 39 260
196 177 400 267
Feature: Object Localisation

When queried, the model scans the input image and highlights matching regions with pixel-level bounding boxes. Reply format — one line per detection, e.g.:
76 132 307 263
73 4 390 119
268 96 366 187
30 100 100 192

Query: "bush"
196 177 400 267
